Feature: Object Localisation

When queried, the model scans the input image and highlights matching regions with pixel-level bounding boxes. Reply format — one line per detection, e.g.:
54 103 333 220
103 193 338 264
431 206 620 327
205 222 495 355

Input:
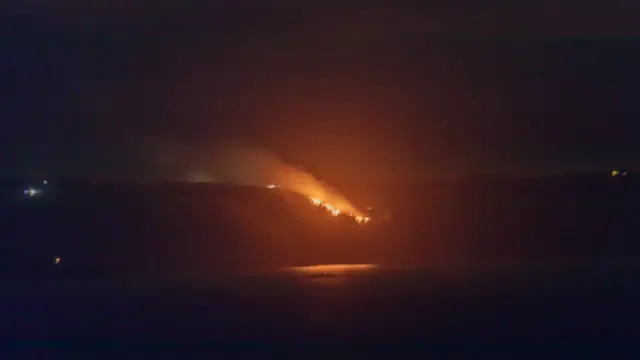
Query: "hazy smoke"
143 139 365 216
187 170 216 183
203 141 365 216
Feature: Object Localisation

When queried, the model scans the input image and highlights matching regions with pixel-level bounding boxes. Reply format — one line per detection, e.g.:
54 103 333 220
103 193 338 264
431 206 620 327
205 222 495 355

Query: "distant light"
42 180 48 185
53 256 61 265
612 169 628 178
266 184 278 189
23 187 42 197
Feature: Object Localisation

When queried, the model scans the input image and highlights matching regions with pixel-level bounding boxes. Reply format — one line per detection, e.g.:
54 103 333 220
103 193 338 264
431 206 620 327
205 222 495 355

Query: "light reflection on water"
279 264 379 285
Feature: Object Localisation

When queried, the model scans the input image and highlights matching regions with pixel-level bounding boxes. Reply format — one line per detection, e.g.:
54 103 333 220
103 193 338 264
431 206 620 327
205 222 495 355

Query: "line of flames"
308 197 371 224
266 184 371 224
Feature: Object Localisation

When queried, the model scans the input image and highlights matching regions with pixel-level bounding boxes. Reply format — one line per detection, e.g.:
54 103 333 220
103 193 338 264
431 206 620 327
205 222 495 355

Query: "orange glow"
285 263 378 275
203 141 373 223
307 197 371 224
354 215 371 224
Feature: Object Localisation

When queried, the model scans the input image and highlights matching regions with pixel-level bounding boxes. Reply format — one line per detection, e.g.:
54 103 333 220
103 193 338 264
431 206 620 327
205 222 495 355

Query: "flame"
308 197 371 224
188 141 373 223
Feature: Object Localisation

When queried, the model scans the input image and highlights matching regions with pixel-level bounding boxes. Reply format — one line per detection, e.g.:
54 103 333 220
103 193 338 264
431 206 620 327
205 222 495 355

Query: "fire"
201 141 375 224
308 197 371 224
265 179 372 224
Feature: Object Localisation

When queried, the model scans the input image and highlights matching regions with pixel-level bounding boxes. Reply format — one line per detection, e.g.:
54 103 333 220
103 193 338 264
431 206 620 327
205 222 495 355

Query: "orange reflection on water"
285 264 378 276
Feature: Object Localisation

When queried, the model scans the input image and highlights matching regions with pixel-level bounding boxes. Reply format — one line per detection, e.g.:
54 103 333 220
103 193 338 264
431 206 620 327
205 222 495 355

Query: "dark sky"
1 1 639 184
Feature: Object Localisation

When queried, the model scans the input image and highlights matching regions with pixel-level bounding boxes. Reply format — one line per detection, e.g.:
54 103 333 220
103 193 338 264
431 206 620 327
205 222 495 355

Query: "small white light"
43 180 48 185
23 187 43 197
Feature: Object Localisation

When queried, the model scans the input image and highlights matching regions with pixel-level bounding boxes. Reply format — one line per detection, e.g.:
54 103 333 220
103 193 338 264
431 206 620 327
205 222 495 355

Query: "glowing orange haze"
305 196 371 223
267 164 370 222
204 141 370 222
285 264 377 275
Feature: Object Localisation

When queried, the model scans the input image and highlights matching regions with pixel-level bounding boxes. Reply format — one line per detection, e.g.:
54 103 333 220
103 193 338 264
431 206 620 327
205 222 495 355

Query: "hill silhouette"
0 182 382 280
1 174 639 281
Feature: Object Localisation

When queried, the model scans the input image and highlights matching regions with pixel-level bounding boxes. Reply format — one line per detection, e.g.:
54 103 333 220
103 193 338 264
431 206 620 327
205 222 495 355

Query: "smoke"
187 170 216 183
142 138 366 216
204 140 366 216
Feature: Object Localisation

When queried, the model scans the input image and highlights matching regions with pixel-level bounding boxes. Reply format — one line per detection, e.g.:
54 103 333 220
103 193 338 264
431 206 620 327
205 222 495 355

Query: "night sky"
2 2 639 185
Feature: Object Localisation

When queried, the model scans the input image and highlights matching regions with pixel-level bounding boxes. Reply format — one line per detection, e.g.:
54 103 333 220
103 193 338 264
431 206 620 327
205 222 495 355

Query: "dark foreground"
3 266 639 358
2 177 640 357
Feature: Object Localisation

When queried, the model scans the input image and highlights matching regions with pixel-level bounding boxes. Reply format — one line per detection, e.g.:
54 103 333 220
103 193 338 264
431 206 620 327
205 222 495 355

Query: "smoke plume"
143 139 366 216
204 141 366 216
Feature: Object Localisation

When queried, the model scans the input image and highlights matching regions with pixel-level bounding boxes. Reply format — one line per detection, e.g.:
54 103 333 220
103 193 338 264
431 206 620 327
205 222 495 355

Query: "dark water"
1 178 639 357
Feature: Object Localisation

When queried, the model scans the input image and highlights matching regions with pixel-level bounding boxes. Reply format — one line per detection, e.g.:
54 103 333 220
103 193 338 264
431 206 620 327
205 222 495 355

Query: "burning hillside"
176 141 373 224
265 184 371 224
